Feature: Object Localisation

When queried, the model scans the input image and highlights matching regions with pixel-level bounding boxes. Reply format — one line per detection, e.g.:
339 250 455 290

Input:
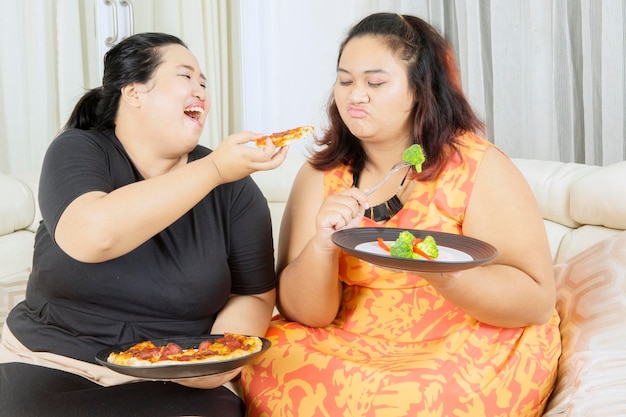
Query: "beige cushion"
556 225 624 264
0 174 36 236
0 231 35 279
251 150 307 203
11 172 41 232
252 150 308 250
0 270 29 334
570 161 626 230
512 159 600 229
542 231 626 415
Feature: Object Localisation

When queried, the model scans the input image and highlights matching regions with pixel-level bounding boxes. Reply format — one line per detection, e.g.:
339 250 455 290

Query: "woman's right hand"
207 131 288 184
313 187 368 251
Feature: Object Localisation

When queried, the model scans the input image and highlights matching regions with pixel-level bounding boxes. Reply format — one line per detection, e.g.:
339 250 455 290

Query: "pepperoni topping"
161 342 183 356
108 333 261 365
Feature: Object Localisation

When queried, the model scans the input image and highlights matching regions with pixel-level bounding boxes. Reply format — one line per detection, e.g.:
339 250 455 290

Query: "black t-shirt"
7 128 276 363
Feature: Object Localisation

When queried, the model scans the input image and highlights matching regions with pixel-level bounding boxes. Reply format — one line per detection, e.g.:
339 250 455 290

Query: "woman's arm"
173 290 275 390
424 147 556 327
211 290 276 336
55 134 287 263
276 163 367 327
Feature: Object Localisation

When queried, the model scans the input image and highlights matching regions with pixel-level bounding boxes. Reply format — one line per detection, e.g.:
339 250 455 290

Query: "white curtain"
0 0 91 175
1 0 624 175
238 0 625 166
444 0 625 165
0 0 237 175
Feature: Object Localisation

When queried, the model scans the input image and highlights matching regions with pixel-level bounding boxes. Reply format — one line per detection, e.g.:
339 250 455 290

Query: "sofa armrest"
0 174 37 236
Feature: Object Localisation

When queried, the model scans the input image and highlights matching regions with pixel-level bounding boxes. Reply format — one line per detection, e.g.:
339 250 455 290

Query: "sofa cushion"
252 150 308 249
0 270 29 334
556 224 624 265
542 231 626 416
11 172 41 233
251 150 307 203
512 159 600 229
0 230 35 279
0 174 36 236
570 161 626 231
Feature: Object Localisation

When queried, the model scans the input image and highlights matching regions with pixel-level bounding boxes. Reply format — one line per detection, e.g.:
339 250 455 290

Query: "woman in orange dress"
242 12 560 417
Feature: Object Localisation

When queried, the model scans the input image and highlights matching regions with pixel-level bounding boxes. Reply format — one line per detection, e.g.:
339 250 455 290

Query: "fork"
364 161 411 196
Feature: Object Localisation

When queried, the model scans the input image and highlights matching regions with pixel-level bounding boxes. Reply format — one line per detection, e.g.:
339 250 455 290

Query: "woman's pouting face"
334 35 415 145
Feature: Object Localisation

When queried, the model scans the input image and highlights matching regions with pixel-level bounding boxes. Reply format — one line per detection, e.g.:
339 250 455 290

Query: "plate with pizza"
254 125 314 147
95 333 270 379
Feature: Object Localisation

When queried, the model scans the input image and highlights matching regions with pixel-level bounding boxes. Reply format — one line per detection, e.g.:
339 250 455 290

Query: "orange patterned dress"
242 133 561 417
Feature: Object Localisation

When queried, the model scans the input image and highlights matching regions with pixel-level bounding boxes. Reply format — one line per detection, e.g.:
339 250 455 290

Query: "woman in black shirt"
0 32 286 417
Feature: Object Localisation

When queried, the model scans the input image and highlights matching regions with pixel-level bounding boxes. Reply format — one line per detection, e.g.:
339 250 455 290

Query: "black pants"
0 362 245 417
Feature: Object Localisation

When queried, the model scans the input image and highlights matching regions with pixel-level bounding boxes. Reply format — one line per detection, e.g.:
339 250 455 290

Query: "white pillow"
542 231 626 416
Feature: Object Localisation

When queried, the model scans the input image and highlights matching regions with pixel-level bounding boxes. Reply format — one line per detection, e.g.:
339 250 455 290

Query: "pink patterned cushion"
542 231 626 416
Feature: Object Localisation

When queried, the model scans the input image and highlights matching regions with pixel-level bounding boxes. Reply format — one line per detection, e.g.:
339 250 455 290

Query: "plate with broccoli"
332 227 498 272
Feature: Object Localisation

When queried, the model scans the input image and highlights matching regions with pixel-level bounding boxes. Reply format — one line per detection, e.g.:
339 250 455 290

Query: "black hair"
63 32 187 131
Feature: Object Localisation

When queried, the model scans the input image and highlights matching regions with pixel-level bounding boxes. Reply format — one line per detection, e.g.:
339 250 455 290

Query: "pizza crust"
254 126 314 147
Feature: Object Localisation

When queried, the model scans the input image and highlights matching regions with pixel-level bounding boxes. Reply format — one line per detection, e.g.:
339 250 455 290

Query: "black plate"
95 335 270 380
332 227 498 273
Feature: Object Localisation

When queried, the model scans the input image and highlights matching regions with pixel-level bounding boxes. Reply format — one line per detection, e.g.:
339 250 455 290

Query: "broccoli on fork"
402 144 426 172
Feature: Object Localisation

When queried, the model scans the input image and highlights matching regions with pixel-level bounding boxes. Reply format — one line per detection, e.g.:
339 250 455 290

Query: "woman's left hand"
171 367 242 389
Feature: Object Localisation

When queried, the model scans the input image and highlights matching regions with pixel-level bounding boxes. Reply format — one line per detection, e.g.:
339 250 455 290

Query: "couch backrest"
0 173 39 275
252 152 626 266
0 173 39 330
251 151 309 250
512 159 626 263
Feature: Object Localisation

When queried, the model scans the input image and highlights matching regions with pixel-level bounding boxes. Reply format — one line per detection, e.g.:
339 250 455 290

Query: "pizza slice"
107 333 263 367
254 125 314 147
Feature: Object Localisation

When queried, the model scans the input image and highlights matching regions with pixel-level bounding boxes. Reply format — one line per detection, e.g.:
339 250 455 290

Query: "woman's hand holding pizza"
207 131 288 184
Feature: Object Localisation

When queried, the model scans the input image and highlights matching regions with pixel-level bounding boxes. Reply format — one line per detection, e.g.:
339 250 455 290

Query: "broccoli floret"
415 235 439 259
390 231 418 259
389 231 439 260
402 144 426 173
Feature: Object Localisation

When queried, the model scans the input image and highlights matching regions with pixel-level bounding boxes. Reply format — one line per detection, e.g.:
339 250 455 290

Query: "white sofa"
2 153 626 416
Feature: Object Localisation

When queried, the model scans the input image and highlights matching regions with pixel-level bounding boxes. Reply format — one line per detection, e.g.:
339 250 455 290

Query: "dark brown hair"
309 13 484 180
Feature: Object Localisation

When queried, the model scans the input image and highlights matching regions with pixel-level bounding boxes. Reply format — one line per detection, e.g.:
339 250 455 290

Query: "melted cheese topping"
255 126 314 147
107 334 263 367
